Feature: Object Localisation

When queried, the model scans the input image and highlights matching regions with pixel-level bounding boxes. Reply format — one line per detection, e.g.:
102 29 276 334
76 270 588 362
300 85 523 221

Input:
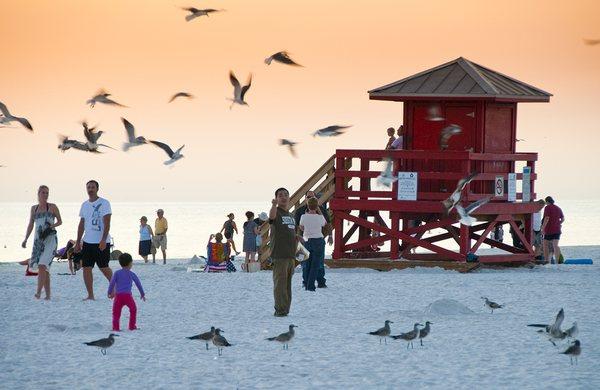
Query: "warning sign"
495 176 504 197
397 172 418 201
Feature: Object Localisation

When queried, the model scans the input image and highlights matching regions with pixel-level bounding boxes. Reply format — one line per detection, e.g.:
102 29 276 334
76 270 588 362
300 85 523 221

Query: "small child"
108 253 146 331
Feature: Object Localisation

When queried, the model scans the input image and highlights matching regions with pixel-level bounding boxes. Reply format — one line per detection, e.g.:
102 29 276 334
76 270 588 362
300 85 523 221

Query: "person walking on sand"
299 197 327 291
152 209 168 264
269 188 297 317
220 213 240 256
74 180 113 301
138 216 154 263
21 185 62 299
242 211 259 271
541 196 564 264
108 253 145 331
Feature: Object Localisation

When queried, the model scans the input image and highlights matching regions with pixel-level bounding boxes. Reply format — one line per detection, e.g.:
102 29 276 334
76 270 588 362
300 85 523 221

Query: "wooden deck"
325 258 482 273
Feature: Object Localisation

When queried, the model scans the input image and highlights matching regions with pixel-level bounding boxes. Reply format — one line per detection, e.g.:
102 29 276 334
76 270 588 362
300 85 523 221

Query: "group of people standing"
138 209 168 264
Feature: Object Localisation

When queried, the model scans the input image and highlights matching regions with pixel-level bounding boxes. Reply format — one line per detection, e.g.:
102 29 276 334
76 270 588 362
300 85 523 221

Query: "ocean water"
1 200 598 262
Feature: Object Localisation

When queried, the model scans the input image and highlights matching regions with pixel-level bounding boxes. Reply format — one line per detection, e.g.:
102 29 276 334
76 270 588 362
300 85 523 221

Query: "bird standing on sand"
392 323 422 349
482 297 504 313
561 340 581 365
441 172 478 215
312 125 351 137
169 92 194 103
266 324 297 350
418 321 433 346
264 51 303 67
86 89 127 108
455 196 492 226
279 139 298 157
376 158 397 188
121 118 147 151
149 140 185 165
187 326 215 350
84 333 118 355
439 124 462 150
182 7 223 22
212 328 231 356
0 102 33 131
368 320 393 344
228 71 252 109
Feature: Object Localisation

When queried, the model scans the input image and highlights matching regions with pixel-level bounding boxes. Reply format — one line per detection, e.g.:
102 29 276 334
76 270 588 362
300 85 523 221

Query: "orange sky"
1 0 599 203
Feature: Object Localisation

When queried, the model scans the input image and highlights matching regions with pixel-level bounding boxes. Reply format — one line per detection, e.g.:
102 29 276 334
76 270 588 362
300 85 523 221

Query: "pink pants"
112 293 137 331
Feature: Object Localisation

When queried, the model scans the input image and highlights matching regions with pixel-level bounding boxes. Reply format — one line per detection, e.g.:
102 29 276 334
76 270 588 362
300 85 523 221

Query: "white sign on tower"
397 172 418 201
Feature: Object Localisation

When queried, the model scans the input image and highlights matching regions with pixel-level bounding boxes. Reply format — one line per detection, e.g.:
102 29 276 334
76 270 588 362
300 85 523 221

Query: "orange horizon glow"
1 0 599 203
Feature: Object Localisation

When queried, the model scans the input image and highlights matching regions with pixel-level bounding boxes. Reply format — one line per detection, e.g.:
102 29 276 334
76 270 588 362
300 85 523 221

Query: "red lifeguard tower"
329 57 550 271
257 57 552 272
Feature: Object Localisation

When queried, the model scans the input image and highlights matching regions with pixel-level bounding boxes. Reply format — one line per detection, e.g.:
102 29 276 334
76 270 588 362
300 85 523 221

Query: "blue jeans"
303 238 326 290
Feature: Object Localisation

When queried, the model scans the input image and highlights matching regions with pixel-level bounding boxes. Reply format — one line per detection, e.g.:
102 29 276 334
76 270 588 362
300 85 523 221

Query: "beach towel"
204 242 235 273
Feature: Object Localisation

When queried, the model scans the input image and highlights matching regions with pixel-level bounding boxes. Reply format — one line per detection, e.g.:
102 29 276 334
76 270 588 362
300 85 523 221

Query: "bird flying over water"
228 71 252 109
58 135 99 153
87 89 127 108
121 118 147 151
312 125 351 137
84 333 118 355
182 7 223 21
149 140 185 165
439 124 462 150
168 92 194 103
279 139 298 157
264 51 303 67
0 102 33 131
441 172 478 215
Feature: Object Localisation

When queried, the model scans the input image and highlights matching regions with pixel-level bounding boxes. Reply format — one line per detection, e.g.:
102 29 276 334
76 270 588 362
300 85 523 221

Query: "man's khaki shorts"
153 234 167 250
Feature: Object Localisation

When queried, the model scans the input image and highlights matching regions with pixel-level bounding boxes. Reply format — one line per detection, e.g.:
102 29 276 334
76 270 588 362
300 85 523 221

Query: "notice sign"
494 176 505 197
507 173 517 202
397 172 418 201
522 166 531 202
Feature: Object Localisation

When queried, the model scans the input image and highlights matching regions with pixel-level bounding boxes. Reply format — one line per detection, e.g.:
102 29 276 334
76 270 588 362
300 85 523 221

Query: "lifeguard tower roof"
368 57 552 103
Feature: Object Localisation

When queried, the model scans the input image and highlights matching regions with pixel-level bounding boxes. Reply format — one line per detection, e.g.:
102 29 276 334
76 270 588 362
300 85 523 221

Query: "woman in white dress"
22 185 62 299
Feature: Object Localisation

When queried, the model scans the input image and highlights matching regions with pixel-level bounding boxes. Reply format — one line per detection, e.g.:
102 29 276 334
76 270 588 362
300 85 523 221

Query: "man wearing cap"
153 209 168 264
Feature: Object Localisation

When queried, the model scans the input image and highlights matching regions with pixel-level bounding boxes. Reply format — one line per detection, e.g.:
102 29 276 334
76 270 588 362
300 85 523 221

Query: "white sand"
1 246 599 389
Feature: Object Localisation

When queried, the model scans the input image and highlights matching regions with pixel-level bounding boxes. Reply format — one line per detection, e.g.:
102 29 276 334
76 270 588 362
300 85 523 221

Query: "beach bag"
296 242 310 262
246 261 261 273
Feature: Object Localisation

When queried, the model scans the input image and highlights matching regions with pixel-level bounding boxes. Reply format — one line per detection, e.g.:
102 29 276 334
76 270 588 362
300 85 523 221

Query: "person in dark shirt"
541 196 565 264
269 187 297 317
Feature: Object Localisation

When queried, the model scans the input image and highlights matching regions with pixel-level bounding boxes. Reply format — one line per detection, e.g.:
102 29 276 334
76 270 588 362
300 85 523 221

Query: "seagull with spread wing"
87 89 127 108
168 92 194 103
121 118 147 151
0 101 33 131
82 121 114 151
279 139 298 157
264 51 303 67
312 125 351 137
439 124 462 150
228 71 252 109
150 140 185 165
455 196 492 226
441 172 478 215
182 7 223 21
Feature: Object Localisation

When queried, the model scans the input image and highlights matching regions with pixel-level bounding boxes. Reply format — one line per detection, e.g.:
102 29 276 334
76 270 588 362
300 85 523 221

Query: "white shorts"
153 234 167 250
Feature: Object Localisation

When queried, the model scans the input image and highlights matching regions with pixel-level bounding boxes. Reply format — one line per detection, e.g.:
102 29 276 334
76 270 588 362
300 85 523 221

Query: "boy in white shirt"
299 198 328 291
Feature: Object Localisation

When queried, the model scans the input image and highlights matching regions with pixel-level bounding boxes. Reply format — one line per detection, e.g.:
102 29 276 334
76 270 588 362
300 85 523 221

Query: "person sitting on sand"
220 213 240 256
206 233 236 272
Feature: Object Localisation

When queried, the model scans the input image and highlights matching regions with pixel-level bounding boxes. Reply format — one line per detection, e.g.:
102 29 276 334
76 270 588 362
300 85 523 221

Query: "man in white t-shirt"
74 180 113 300
299 198 328 291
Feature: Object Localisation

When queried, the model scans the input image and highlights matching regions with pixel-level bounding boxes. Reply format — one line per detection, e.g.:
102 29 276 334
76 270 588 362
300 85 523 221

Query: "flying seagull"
564 322 578 338
279 139 298 157
312 125 351 137
84 333 118 355
0 102 33 131
439 124 462 150
149 140 185 165
482 297 504 313
426 104 444 121
58 135 94 153
418 321 433 346
168 92 194 103
228 71 252 109
528 308 565 338
368 320 393 344
583 39 600 45
182 7 223 21
441 172 478 215
264 51 303 67
455 196 492 226
376 158 397 188
561 340 581 365
266 324 297 350
121 118 147 151
82 121 114 151
391 323 422 349
212 328 231 356
187 326 215 350
87 89 127 108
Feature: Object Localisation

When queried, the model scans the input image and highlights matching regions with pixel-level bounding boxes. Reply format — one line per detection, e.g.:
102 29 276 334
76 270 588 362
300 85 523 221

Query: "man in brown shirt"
269 187 297 317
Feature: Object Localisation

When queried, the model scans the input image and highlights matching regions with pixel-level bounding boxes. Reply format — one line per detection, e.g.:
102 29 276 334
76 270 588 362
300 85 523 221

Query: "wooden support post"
390 212 400 259
460 224 470 259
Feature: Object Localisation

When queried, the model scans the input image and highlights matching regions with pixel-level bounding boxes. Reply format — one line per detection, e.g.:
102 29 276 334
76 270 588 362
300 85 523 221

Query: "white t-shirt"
79 197 112 244
391 136 404 149
532 211 542 232
299 213 327 240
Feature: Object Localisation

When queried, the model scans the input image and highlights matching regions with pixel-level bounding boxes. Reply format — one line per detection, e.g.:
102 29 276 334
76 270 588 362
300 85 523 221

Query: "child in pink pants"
108 253 146 331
